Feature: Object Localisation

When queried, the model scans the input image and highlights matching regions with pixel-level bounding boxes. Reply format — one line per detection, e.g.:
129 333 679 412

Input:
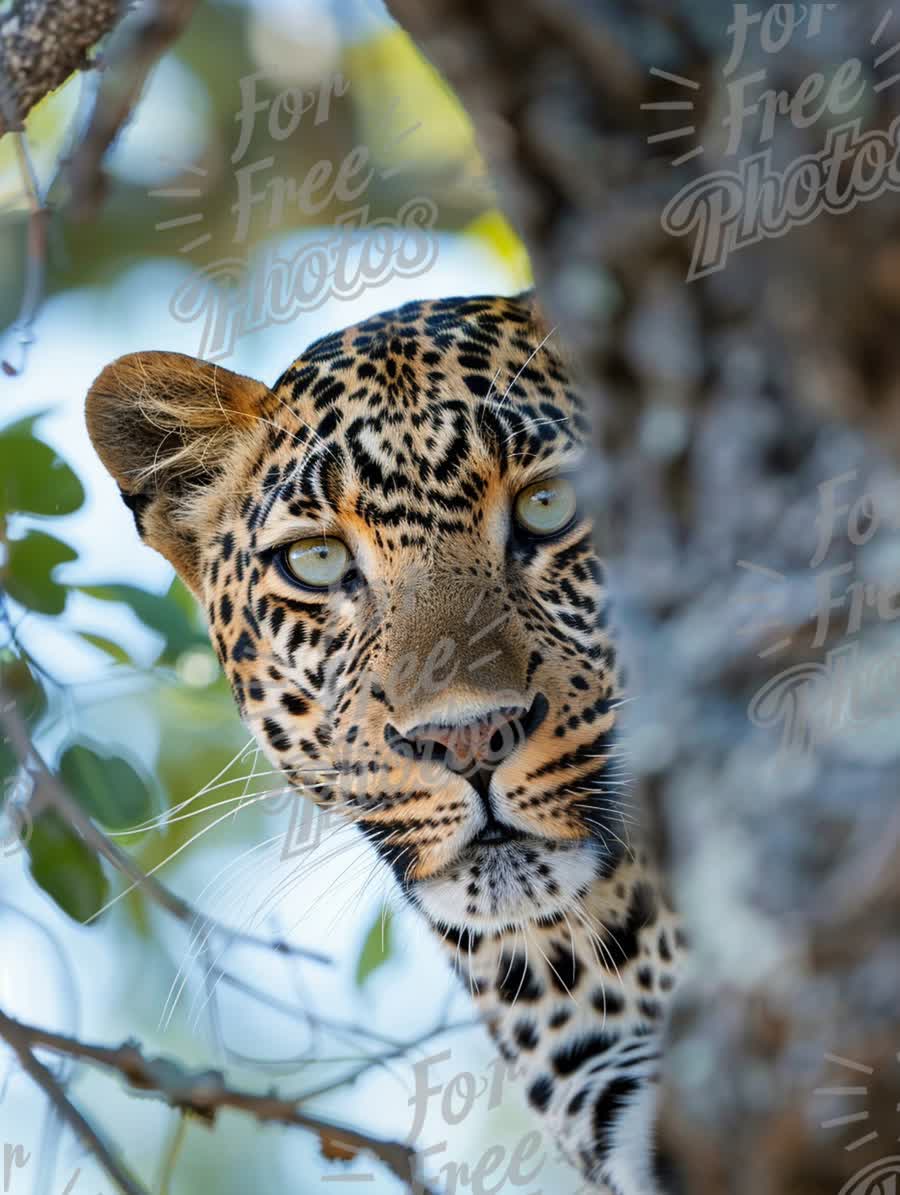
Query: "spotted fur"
86 293 685 1193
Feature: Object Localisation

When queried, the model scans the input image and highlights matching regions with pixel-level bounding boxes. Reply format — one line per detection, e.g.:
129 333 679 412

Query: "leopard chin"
410 835 609 932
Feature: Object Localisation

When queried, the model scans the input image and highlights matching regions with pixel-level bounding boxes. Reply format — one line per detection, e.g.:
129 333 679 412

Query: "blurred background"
0 1 575 1190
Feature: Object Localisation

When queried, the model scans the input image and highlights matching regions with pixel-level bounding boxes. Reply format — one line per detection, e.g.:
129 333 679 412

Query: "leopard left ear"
85 351 273 593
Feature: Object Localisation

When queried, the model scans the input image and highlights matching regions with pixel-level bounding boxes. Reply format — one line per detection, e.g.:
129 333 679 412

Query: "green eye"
514 478 577 536
284 537 350 588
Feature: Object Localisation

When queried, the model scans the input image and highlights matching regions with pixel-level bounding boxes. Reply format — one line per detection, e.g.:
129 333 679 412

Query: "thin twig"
293 1016 479 1103
0 1014 436 1194
0 684 330 965
0 1011 150 1195
0 68 50 376
67 0 201 216
155 1111 188 1195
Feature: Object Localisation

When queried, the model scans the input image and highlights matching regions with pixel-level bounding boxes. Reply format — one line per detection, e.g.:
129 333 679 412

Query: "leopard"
85 292 686 1194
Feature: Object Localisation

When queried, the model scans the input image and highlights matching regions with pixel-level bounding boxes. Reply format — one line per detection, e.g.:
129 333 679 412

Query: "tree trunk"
388 2 900 1191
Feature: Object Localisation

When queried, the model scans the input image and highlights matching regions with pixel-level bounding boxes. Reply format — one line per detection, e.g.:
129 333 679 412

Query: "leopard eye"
284 537 350 588
514 478 577 537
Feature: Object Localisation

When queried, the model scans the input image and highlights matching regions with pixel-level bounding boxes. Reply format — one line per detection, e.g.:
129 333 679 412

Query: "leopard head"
86 294 625 935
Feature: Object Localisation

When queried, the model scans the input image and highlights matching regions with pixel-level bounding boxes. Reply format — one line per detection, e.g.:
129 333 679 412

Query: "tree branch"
0 1011 151 1195
66 0 200 216
0 0 120 134
0 1012 436 1194
0 684 331 966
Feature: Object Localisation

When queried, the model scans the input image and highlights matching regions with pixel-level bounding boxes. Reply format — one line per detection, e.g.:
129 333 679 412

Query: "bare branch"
0 113 49 376
0 1013 436 1194
67 0 200 216
0 1011 151 1195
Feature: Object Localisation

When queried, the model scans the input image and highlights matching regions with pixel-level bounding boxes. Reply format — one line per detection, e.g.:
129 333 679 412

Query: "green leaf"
355 906 394 988
27 807 109 924
77 632 132 665
80 584 205 663
0 659 43 793
59 742 154 832
0 724 17 797
166 575 201 624
0 739 15 795
4 531 78 615
0 655 46 790
0 426 84 517
0 410 51 438
0 652 47 722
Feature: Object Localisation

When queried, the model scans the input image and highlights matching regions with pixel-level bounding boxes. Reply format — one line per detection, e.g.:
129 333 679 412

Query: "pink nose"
405 708 526 767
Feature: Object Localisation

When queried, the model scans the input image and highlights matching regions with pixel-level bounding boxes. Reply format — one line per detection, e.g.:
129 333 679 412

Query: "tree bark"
0 0 120 131
389 2 900 1192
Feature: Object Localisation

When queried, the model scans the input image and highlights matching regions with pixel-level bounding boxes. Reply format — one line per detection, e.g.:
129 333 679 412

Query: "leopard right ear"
85 351 273 593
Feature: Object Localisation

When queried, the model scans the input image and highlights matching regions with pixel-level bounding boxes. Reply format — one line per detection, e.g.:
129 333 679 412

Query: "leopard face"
86 294 627 936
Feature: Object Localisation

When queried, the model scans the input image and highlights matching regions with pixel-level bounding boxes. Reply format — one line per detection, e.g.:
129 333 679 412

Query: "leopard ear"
85 351 272 593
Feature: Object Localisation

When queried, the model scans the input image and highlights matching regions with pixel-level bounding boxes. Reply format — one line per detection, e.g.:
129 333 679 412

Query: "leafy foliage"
0 411 223 922
80 581 208 665
26 805 110 924
355 906 394 987
0 412 83 621
5 531 79 615
0 653 45 791
59 742 155 832
0 414 84 518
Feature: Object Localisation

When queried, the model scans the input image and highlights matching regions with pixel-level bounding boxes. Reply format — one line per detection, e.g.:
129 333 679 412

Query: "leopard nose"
407 708 524 769
387 695 548 773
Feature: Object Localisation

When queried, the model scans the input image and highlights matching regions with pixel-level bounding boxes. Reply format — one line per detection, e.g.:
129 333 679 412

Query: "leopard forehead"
212 293 587 548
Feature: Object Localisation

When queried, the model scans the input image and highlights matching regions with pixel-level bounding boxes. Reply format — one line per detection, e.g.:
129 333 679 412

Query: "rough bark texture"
389 2 900 1192
0 0 120 130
